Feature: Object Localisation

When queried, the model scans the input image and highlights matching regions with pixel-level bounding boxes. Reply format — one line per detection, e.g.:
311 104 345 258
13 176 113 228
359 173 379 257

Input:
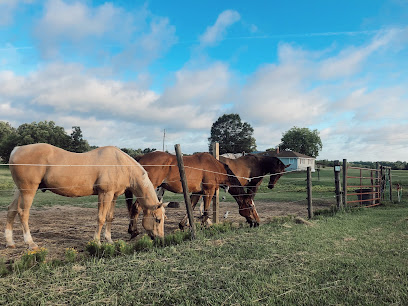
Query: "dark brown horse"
126 151 260 238
219 152 289 198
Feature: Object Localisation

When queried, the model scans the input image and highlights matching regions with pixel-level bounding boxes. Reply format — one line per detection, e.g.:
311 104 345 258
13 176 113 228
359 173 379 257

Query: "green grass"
0 203 407 304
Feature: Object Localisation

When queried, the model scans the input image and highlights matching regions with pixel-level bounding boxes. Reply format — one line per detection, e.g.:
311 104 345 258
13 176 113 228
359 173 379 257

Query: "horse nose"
268 184 275 189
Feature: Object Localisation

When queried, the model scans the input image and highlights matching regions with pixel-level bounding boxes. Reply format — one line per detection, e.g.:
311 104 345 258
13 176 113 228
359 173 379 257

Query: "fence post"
175 144 196 239
376 162 380 204
212 142 220 224
342 159 348 208
389 168 393 202
307 166 313 219
334 160 343 210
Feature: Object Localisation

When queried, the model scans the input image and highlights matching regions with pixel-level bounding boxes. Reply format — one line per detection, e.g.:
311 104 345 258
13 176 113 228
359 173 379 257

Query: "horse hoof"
29 243 39 250
178 223 185 231
6 244 16 249
129 231 140 240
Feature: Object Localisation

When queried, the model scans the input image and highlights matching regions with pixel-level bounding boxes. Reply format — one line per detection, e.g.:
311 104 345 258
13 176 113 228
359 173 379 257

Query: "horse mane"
220 162 246 197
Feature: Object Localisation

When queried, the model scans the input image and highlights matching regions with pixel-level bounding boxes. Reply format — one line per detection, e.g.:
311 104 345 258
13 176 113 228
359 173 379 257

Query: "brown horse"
126 151 260 238
219 152 289 198
6 143 166 250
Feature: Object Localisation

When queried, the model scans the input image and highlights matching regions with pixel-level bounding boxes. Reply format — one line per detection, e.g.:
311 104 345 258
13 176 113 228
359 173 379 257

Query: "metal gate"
343 164 382 207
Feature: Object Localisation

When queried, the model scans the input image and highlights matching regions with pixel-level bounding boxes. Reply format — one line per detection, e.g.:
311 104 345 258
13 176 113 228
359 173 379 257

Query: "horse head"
267 158 290 189
237 192 260 227
141 202 169 239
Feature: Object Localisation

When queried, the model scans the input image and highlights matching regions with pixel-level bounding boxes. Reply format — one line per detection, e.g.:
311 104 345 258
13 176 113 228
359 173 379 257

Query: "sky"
0 0 408 161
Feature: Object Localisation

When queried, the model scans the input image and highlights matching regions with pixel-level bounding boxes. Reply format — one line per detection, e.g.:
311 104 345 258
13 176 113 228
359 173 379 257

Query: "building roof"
255 150 314 159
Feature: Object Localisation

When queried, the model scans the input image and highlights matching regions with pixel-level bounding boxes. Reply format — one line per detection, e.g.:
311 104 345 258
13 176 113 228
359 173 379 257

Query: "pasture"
0 164 408 304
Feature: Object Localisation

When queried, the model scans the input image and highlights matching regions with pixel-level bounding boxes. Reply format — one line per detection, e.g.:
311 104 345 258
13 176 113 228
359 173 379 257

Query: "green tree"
0 121 71 161
0 121 16 143
208 114 256 154
121 148 156 159
280 127 322 158
0 121 18 162
70 126 90 153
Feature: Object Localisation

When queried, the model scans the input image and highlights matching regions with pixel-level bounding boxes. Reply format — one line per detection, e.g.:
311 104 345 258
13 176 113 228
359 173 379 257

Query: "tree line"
0 121 156 162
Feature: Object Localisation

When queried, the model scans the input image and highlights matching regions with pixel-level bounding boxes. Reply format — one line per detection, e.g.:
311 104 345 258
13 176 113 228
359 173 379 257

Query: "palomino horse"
126 151 260 238
6 143 167 250
219 152 289 198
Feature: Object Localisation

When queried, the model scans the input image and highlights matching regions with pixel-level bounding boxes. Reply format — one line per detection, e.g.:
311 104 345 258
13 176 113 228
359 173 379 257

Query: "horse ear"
160 202 170 208
285 164 291 168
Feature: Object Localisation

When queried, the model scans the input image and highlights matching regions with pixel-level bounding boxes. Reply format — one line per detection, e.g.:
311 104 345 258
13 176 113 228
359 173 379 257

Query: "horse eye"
155 217 161 223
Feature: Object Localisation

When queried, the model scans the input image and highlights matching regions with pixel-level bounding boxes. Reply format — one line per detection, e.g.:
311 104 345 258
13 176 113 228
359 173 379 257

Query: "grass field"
0 202 407 304
0 164 408 304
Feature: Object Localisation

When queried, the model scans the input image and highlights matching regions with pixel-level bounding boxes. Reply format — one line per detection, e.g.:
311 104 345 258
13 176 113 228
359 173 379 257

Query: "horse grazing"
127 151 260 238
219 152 289 198
5 143 166 250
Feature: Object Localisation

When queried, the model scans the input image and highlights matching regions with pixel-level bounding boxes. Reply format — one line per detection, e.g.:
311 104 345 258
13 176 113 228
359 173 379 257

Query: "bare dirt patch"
0 200 332 261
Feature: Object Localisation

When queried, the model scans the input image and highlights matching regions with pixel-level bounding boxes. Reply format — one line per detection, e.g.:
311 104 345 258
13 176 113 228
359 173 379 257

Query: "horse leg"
125 189 141 239
104 195 118 244
201 191 214 226
5 189 20 248
94 191 114 244
179 194 201 230
128 201 142 239
17 188 38 250
156 187 165 201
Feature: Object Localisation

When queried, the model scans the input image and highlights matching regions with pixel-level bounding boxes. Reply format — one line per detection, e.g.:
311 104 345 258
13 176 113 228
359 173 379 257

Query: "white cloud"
34 0 177 68
199 10 241 46
0 0 33 26
158 62 232 107
236 61 328 126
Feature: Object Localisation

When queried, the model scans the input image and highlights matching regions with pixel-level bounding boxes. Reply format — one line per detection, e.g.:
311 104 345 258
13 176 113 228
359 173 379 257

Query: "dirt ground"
0 200 333 261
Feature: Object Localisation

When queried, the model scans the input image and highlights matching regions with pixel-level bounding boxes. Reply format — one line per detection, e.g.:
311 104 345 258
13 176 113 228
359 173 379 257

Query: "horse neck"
129 166 158 210
221 164 246 196
259 156 278 174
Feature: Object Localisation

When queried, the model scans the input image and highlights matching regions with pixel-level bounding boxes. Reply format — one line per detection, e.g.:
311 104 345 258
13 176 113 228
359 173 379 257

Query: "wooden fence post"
389 168 393 202
343 159 348 208
376 162 380 205
334 160 343 210
175 144 196 239
307 166 313 219
212 142 220 224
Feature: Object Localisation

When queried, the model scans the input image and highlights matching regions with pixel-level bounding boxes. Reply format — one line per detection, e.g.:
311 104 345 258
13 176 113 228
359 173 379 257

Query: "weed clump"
65 248 78 263
13 247 48 272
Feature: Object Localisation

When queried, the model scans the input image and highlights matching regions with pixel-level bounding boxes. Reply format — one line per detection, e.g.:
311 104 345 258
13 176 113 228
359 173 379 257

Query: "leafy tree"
0 121 16 143
121 148 156 159
208 114 256 154
0 121 18 162
70 126 90 153
0 121 71 161
280 127 322 158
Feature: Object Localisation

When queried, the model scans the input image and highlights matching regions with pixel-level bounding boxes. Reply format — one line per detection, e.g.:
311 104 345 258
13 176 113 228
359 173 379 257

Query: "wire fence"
0 162 331 217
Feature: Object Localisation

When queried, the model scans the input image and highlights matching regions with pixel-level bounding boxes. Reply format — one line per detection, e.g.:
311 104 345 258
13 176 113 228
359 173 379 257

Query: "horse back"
219 155 252 186
9 143 138 196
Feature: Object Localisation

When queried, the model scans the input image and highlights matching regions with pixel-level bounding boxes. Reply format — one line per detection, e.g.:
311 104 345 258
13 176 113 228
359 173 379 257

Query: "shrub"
85 240 101 257
65 248 78 263
114 240 133 255
134 235 153 251
14 248 48 271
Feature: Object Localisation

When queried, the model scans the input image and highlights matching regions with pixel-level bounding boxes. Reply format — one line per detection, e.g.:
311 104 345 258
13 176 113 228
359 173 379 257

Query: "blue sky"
1 0 408 161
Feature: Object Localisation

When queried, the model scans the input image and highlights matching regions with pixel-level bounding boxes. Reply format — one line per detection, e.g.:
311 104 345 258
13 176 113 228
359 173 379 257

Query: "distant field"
1 164 408 209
